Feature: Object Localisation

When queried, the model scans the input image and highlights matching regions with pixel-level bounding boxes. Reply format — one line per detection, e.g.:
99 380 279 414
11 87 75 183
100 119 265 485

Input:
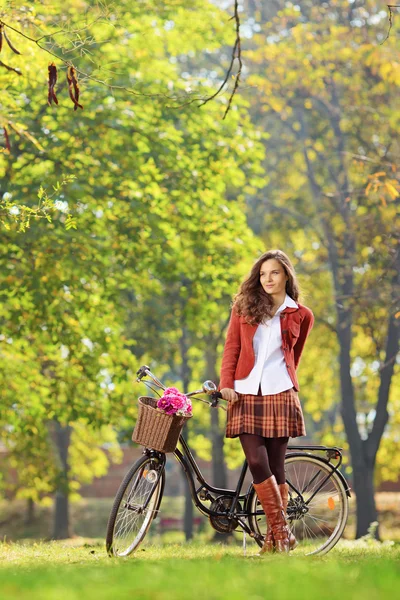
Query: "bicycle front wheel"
248 453 349 556
106 453 165 557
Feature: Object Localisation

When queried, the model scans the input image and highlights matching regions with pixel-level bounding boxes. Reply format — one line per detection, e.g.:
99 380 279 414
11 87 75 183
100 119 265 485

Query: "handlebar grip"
211 391 223 407
136 365 150 379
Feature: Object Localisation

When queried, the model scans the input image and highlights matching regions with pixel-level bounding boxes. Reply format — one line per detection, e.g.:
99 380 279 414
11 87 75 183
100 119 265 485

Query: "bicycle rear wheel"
248 453 349 556
106 453 165 557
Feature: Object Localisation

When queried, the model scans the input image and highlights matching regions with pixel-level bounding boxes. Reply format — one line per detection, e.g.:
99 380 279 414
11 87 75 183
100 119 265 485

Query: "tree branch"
0 1 243 117
197 0 242 119
382 5 400 44
0 60 21 75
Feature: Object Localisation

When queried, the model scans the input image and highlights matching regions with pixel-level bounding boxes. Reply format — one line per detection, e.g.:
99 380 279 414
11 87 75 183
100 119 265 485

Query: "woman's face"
259 259 288 296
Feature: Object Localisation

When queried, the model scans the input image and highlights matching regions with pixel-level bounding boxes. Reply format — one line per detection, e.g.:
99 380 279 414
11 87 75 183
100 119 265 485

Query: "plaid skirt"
225 387 306 439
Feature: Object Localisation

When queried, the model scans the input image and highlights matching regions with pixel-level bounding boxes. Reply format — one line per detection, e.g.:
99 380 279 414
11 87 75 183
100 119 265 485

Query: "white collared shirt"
234 294 298 395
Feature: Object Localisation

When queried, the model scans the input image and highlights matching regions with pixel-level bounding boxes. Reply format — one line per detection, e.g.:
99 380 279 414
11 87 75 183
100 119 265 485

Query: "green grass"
0 539 399 600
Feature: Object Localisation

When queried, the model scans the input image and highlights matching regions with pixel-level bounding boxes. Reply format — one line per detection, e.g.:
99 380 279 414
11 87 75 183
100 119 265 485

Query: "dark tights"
239 433 289 484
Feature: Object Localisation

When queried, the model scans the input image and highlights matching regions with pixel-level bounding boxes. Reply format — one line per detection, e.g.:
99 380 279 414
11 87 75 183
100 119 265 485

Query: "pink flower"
165 387 180 394
157 387 192 416
182 397 192 415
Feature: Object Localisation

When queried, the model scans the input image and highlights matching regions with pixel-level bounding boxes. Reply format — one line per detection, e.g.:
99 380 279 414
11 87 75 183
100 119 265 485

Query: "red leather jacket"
218 302 314 392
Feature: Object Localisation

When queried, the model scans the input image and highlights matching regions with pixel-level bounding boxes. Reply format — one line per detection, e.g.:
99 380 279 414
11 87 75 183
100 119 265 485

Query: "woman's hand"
220 388 239 403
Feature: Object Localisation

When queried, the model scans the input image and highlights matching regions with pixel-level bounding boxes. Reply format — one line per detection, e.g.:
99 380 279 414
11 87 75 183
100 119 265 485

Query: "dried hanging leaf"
3 27 22 55
67 66 83 111
48 63 58 106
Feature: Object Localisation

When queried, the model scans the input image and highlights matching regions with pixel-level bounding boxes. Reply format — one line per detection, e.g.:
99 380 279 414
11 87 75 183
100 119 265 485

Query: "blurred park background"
0 0 399 548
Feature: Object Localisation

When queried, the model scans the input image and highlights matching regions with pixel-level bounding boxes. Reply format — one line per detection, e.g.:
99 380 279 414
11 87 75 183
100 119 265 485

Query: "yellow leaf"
385 182 399 200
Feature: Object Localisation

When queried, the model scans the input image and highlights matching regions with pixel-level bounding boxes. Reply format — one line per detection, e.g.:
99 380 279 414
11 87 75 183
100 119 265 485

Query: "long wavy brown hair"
233 250 300 325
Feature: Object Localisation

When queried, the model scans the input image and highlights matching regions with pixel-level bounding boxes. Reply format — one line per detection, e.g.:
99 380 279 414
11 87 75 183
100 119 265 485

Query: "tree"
242 0 399 537
0 0 266 538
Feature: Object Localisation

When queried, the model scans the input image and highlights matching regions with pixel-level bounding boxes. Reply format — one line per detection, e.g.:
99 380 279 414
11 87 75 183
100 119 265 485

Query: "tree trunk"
210 405 234 543
181 429 194 542
335 247 399 538
180 324 193 542
206 334 233 543
333 253 381 538
206 344 227 490
352 455 379 539
25 498 35 526
338 314 379 538
52 422 72 539
210 407 227 489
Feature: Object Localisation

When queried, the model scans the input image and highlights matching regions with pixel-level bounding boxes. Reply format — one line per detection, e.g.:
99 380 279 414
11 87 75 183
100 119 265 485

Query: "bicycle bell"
202 380 217 394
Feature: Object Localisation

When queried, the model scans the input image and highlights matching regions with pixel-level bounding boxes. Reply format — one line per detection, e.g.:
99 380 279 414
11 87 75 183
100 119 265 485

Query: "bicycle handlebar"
136 365 226 411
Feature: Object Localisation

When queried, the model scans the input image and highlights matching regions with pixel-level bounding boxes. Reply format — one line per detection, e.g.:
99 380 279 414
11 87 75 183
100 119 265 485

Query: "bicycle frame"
142 437 351 539
150 435 259 538
144 437 249 517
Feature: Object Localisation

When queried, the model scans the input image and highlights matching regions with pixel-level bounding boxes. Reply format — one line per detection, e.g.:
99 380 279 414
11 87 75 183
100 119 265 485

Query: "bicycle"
106 365 351 557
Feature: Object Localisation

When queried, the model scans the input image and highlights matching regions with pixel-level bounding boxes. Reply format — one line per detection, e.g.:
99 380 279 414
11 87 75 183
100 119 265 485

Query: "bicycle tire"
247 453 349 556
106 453 165 557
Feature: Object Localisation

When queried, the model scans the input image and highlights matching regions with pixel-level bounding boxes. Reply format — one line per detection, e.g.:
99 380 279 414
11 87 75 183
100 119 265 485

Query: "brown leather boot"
263 527 275 553
279 483 297 551
252 480 274 554
253 475 290 554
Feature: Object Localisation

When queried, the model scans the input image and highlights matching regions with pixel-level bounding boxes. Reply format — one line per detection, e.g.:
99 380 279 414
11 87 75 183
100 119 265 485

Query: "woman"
218 249 314 554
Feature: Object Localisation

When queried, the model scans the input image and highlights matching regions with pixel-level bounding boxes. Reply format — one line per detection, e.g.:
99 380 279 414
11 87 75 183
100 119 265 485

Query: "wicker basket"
132 396 192 453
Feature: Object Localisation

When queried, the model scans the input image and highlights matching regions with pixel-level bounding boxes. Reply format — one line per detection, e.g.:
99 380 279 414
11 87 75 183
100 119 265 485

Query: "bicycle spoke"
302 518 318 540
108 458 164 556
305 513 333 526
305 514 333 536
303 469 324 496
250 455 348 556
